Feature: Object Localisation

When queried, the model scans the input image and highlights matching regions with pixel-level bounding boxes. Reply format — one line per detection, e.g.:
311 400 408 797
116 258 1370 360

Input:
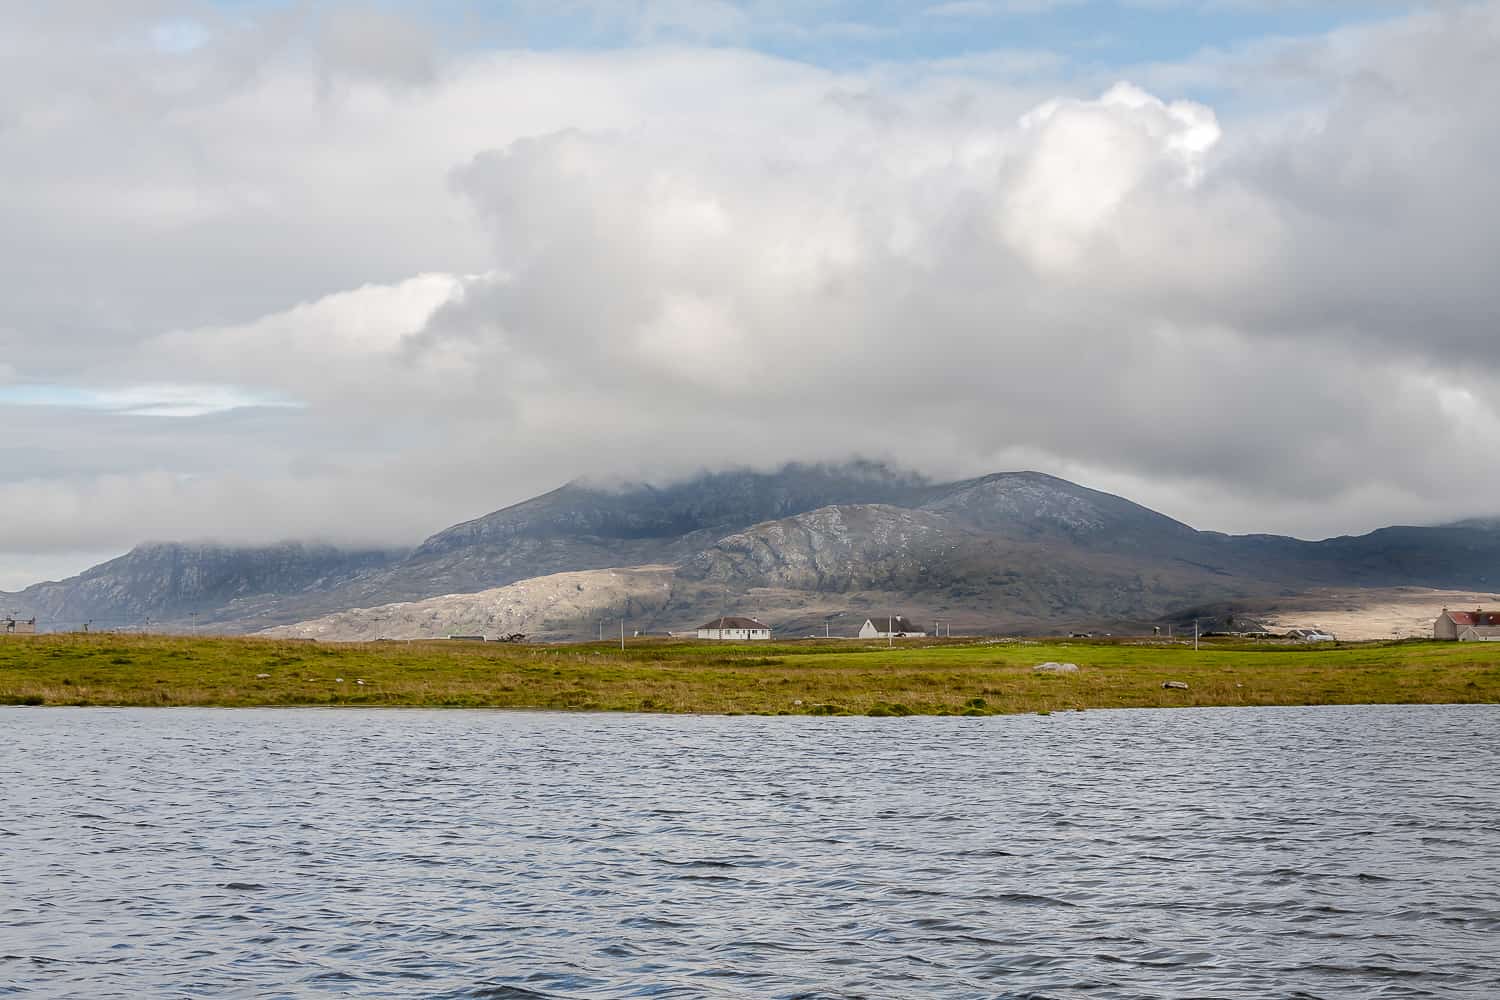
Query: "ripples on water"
2 705 1498 999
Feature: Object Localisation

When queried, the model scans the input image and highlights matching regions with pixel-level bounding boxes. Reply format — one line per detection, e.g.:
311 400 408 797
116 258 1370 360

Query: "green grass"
1 633 1498 714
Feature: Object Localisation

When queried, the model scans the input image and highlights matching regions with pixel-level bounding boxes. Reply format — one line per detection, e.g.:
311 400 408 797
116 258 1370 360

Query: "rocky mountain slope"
264 566 680 643
368 462 935 600
2 543 402 631
9 463 1500 637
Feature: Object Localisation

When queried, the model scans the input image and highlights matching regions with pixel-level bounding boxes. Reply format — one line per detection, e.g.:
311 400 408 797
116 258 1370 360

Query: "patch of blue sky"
150 18 213 53
190 0 1421 104
246 1 1415 66
0 385 100 409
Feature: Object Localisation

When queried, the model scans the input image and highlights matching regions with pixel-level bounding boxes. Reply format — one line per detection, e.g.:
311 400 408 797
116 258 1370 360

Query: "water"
2 705 1498 999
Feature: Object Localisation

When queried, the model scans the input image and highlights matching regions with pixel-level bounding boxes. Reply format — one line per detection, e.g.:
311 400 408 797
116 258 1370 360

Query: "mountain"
1 462 932 631
2 542 403 632
1234 522 1500 589
376 461 935 599
919 472 1200 549
10 462 1500 638
681 500 1238 606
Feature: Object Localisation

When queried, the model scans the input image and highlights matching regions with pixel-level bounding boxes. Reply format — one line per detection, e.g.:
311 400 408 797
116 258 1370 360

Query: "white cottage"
696 616 772 641
858 616 926 639
1434 608 1500 640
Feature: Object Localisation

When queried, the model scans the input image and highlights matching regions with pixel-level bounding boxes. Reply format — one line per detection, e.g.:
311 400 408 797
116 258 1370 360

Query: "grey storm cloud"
2 1 1499 587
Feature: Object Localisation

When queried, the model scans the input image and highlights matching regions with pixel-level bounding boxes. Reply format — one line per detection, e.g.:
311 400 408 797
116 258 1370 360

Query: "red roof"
1446 611 1500 627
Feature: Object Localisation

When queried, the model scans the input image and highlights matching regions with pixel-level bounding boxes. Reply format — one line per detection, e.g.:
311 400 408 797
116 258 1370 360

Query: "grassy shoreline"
3 633 1499 714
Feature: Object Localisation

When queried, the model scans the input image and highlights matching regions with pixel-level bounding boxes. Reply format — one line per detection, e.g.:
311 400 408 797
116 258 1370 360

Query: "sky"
2 0 1498 589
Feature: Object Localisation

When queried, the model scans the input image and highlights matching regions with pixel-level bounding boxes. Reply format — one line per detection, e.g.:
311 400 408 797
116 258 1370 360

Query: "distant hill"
8 462 1500 638
2 543 403 632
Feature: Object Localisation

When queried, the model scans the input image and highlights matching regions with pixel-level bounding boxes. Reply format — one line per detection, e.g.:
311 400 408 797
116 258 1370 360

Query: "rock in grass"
1034 662 1079 673
1162 680 1189 690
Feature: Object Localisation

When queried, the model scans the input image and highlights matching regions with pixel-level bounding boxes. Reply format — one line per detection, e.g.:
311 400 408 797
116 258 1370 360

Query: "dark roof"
698 616 770 630
866 615 922 633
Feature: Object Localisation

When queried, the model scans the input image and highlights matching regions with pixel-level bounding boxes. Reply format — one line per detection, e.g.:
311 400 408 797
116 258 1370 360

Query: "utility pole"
888 615 893 649
598 620 603 642
620 618 625 652
1194 618 1200 651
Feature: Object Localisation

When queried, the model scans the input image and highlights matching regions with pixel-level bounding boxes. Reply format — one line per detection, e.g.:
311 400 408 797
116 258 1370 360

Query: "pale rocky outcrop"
260 566 676 642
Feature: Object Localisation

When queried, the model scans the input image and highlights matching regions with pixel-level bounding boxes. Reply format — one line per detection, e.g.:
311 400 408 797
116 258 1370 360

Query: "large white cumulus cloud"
3 2 1500 582
1002 83 1221 271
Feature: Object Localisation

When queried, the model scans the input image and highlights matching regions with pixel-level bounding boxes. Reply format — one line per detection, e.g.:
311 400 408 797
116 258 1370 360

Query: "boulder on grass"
1034 661 1080 673
1162 680 1189 690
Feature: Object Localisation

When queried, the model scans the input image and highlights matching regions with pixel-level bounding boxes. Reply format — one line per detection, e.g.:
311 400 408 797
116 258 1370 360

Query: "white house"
1285 627 1336 642
3 617 36 635
1434 608 1500 640
1459 626 1500 642
858 616 926 639
697 616 772 640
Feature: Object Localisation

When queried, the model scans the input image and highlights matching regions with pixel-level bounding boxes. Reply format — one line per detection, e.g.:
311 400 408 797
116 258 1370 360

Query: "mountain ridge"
6 462 1500 636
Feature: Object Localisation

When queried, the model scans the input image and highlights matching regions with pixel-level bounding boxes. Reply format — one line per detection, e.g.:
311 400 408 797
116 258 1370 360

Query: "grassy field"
2 632 1499 714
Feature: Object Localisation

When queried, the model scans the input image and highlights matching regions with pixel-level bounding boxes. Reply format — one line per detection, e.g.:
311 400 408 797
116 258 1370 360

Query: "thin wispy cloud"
0 385 299 418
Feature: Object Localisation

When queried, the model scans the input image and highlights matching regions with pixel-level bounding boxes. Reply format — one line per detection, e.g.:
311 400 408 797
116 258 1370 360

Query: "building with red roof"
1434 607 1500 640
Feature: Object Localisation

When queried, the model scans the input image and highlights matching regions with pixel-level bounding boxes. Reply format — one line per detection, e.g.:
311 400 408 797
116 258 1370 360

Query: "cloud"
1000 82 1222 270
3 2 1500 581
136 273 469 406
316 6 438 88
0 383 297 417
